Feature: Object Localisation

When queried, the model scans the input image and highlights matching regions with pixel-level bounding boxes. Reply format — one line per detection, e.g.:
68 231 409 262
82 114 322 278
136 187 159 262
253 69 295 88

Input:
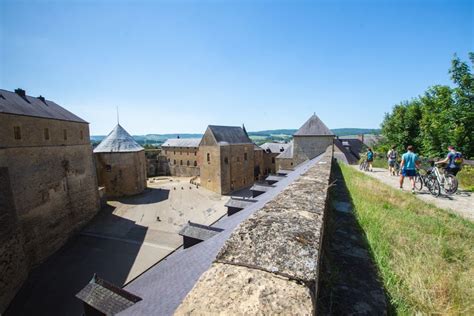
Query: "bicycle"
430 163 458 195
359 159 369 171
414 168 441 197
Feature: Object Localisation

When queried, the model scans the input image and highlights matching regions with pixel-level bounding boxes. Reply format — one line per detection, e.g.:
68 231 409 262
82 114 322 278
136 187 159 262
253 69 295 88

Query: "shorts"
388 160 396 167
367 158 373 162
401 169 416 177
445 167 460 176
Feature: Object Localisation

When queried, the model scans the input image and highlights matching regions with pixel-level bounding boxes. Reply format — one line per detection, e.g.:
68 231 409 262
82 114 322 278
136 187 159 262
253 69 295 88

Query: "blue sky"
1 0 472 135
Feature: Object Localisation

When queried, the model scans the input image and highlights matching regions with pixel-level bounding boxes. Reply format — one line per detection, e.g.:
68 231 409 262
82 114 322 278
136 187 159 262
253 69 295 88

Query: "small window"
187 152 189 156
244 153 248 161
180 160 183 165
272 157 275 164
13 126 21 140
187 160 190 166
291 162 293 166
224 157 229 164
194 151 197 156
165 150 168 155
194 161 197 167
174 160 176 165
207 153 210 162
174 151 176 155
80 130 84 140
63 129 67 140
105 165 112 172
44 128 50 140
168 158 170 162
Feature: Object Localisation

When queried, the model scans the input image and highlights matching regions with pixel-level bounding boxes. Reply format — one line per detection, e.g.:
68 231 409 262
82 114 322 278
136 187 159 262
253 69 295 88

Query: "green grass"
340 163 474 315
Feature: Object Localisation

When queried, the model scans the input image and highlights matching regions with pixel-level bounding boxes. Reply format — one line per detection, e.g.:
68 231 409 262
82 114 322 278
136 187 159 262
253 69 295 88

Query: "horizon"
1 0 472 135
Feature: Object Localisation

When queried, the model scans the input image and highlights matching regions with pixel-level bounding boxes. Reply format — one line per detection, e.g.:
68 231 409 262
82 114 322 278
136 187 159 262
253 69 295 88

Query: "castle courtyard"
5 177 228 316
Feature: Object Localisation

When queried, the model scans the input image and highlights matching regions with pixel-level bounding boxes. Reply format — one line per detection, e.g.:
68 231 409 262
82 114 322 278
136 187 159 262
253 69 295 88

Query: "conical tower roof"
293 114 334 136
94 124 144 153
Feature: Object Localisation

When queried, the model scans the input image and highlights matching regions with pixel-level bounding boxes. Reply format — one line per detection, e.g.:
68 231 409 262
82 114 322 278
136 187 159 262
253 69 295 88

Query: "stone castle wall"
0 113 100 313
293 135 334 166
199 145 223 194
176 146 334 314
162 146 200 177
95 151 147 197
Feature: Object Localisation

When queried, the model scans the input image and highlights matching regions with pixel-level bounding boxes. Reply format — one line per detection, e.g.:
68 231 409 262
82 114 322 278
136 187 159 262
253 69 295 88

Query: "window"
194 151 197 156
168 158 170 162
174 151 176 155
165 150 168 155
291 162 293 166
44 128 50 140
224 157 229 164
13 126 21 140
244 153 248 161
80 130 84 140
187 160 190 166
180 160 183 165
194 161 197 167
105 165 112 172
272 157 275 164
174 160 176 165
207 153 210 162
187 152 189 156
63 129 67 140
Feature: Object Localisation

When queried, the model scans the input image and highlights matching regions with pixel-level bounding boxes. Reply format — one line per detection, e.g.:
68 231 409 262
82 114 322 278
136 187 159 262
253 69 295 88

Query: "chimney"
38 95 47 104
15 88 30 103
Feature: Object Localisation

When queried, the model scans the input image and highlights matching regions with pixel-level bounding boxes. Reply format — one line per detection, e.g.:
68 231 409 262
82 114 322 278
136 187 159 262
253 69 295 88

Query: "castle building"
260 142 290 174
0 88 100 313
199 125 254 195
161 138 201 177
275 114 334 170
93 124 147 197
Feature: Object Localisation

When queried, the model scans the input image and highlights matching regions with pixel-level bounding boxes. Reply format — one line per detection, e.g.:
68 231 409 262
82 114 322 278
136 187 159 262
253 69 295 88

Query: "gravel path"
353 166 474 222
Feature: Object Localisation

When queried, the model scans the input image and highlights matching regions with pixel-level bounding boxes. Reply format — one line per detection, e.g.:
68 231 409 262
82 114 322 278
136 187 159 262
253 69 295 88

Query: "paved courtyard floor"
6 177 227 316
354 167 474 221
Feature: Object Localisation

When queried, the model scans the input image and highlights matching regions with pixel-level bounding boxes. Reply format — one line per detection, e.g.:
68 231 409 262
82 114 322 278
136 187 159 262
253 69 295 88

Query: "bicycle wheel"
443 174 458 195
415 175 423 191
359 161 365 170
427 176 441 197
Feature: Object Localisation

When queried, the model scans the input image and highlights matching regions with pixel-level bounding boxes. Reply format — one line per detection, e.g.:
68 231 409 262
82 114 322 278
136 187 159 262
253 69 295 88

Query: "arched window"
194 161 197 167
207 153 210 162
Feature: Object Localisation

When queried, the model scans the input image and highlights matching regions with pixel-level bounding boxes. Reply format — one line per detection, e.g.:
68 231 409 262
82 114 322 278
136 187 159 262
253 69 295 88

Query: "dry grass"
340 163 474 314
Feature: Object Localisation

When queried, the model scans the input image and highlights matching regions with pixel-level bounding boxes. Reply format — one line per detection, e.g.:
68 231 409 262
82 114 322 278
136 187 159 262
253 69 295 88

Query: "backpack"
367 151 373 160
453 152 463 167
389 150 397 160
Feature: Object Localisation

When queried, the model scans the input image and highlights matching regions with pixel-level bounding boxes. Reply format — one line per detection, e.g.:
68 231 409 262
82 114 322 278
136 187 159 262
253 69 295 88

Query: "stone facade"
95 151 147 197
162 146 200 177
275 156 295 171
0 112 100 313
199 126 255 195
176 146 334 314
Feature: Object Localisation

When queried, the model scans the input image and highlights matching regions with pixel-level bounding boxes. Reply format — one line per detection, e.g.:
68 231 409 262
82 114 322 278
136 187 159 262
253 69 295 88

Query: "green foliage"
379 53 474 159
458 165 474 192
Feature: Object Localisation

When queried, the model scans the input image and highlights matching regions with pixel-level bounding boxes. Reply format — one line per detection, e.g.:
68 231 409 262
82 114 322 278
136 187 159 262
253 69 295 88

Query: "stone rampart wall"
175 146 334 314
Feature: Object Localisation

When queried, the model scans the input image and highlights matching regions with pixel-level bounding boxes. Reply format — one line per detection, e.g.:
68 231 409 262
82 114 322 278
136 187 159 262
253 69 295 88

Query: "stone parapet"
175 146 334 314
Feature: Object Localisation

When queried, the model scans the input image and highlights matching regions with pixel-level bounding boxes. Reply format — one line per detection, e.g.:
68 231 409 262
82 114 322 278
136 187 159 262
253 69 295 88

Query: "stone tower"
93 124 147 197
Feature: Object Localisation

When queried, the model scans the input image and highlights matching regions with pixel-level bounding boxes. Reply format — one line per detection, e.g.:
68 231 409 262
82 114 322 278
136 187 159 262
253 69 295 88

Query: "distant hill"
91 128 380 146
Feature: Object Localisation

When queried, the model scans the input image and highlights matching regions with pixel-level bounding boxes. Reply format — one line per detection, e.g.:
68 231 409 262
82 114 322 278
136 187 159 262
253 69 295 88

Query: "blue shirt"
447 151 458 169
402 152 419 170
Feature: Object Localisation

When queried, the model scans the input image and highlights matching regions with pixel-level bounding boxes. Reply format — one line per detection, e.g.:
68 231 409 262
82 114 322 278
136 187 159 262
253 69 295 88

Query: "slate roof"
293 114 334 136
334 139 359 164
277 169 293 175
162 138 201 148
225 197 257 210
276 141 294 159
265 175 286 182
119 155 324 316
94 124 144 153
179 222 224 241
0 88 87 123
250 183 275 193
76 274 141 315
207 125 252 145
336 138 365 160
260 142 290 154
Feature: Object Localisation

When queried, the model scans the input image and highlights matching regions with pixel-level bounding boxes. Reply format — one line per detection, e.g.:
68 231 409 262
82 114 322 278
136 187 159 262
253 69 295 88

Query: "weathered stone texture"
162 146 200 177
175 147 334 314
95 151 147 197
174 263 313 315
275 157 294 172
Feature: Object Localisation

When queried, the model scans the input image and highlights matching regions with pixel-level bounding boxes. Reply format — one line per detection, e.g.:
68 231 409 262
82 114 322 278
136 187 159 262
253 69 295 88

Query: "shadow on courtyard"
317 162 393 315
5 205 148 316
115 187 170 205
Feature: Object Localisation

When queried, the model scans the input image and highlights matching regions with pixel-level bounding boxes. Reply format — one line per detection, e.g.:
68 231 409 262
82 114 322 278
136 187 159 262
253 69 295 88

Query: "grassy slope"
339 163 474 314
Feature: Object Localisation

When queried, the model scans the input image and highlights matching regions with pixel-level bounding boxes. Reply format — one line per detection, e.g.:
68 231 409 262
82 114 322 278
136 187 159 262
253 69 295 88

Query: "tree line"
378 53 473 159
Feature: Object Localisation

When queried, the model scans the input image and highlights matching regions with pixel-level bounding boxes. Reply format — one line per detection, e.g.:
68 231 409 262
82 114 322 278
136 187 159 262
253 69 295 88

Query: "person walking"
399 145 421 194
387 146 398 176
367 148 374 172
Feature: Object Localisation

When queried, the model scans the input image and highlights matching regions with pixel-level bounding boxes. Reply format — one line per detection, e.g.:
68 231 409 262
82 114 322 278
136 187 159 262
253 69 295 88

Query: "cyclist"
366 148 374 172
387 145 398 176
399 145 421 194
435 146 463 176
